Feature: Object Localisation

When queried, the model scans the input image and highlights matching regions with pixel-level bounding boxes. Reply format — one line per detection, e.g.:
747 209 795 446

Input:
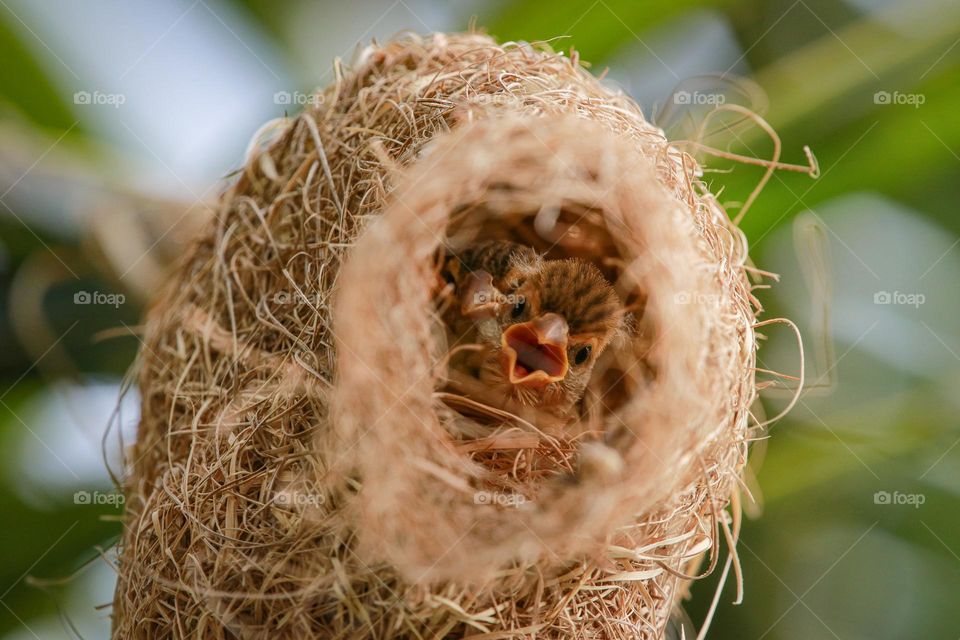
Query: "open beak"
501 313 569 387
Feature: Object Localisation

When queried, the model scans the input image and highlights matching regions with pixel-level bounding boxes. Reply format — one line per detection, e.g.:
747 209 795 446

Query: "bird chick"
441 240 625 418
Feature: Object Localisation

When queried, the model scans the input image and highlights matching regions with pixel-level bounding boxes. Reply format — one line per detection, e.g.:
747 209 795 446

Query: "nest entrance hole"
431 194 659 495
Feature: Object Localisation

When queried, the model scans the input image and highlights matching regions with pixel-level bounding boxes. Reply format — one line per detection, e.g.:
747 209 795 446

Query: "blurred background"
0 0 957 638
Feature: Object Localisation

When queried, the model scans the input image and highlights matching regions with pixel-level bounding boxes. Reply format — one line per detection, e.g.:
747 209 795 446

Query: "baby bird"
441 240 625 418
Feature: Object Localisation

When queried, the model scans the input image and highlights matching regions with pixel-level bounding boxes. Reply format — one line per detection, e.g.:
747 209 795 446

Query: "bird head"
479 257 625 413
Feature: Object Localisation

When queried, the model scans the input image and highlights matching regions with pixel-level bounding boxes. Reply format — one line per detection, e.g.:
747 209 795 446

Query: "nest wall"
113 32 758 639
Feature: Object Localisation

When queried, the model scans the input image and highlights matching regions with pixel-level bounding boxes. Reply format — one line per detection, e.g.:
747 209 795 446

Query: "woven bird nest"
114 32 763 638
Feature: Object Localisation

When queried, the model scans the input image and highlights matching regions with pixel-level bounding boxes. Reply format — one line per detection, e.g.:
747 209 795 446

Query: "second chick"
442 240 625 418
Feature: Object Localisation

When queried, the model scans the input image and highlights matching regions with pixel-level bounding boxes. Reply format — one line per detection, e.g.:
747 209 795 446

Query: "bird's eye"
510 299 526 319
573 345 592 365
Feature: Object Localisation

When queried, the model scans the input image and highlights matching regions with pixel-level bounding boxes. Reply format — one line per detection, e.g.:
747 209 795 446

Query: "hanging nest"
113 32 768 639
